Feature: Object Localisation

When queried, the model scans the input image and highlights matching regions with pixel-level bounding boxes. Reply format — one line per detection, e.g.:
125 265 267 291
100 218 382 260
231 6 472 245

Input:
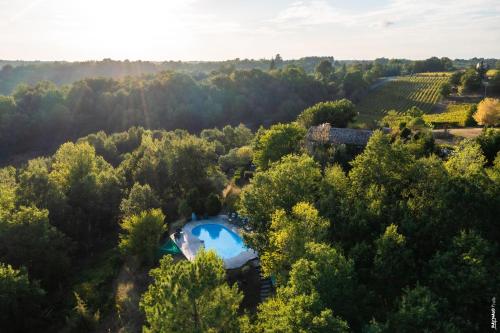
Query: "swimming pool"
192 223 247 259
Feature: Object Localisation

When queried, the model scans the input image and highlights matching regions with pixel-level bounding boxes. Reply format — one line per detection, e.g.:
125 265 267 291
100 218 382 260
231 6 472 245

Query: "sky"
0 0 499 61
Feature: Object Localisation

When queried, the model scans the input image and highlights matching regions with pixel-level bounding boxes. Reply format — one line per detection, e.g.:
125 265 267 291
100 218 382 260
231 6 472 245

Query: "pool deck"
170 215 258 269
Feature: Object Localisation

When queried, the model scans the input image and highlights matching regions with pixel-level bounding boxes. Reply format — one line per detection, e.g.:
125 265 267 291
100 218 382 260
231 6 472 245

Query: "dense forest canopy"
2 56 499 165
0 117 498 332
0 53 499 332
2 56 499 95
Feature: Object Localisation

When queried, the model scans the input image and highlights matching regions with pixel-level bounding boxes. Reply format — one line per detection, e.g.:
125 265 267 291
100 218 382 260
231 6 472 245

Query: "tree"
177 199 193 221
0 263 45 333
238 154 322 251
140 251 243 333
218 146 253 172
445 139 487 179
0 167 17 221
0 206 72 291
247 244 351 333
15 158 59 209
459 69 481 94
439 82 451 97
487 71 500 94
475 127 500 165
473 98 500 126
449 71 464 86
221 124 254 151
373 224 414 304
186 188 206 215
201 124 253 154
120 182 161 218
315 60 333 82
49 142 122 244
269 58 276 71
119 209 167 265
297 99 356 128
387 285 456 333
290 243 360 328
205 193 222 216
252 123 306 170
274 54 283 68
250 290 349 333
426 230 497 331
261 202 329 284
347 131 414 237
65 292 101 333
342 70 367 99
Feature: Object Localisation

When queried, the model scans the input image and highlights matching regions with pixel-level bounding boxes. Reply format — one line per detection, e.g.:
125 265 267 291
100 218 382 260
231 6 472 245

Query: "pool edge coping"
170 215 258 269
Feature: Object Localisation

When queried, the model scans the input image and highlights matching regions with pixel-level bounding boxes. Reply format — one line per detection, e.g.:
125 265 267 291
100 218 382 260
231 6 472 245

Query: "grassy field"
355 74 449 126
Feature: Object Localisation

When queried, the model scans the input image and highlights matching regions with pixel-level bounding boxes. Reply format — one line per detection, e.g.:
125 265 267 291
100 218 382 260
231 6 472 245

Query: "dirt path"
95 219 187 333
94 258 150 333
432 127 484 138
432 127 486 145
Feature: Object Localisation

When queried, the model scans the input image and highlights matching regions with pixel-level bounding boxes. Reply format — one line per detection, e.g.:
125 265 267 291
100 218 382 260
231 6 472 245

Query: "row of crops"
424 104 476 127
355 75 449 124
382 103 476 128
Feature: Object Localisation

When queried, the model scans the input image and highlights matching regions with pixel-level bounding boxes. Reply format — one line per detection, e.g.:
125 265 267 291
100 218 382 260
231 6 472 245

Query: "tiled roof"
307 124 386 146
329 127 374 146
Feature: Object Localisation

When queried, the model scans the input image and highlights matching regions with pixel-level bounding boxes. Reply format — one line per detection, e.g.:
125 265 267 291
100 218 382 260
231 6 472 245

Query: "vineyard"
355 75 449 125
382 103 477 128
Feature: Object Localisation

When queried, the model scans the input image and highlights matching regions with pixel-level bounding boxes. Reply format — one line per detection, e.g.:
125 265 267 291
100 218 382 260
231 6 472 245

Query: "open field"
355 74 449 126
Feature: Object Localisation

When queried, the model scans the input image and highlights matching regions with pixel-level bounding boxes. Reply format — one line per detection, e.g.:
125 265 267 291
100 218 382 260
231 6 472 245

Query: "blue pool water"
191 223 247 259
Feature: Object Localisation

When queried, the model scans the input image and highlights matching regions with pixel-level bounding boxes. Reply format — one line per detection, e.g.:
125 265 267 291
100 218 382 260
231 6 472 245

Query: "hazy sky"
1 0 499 61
